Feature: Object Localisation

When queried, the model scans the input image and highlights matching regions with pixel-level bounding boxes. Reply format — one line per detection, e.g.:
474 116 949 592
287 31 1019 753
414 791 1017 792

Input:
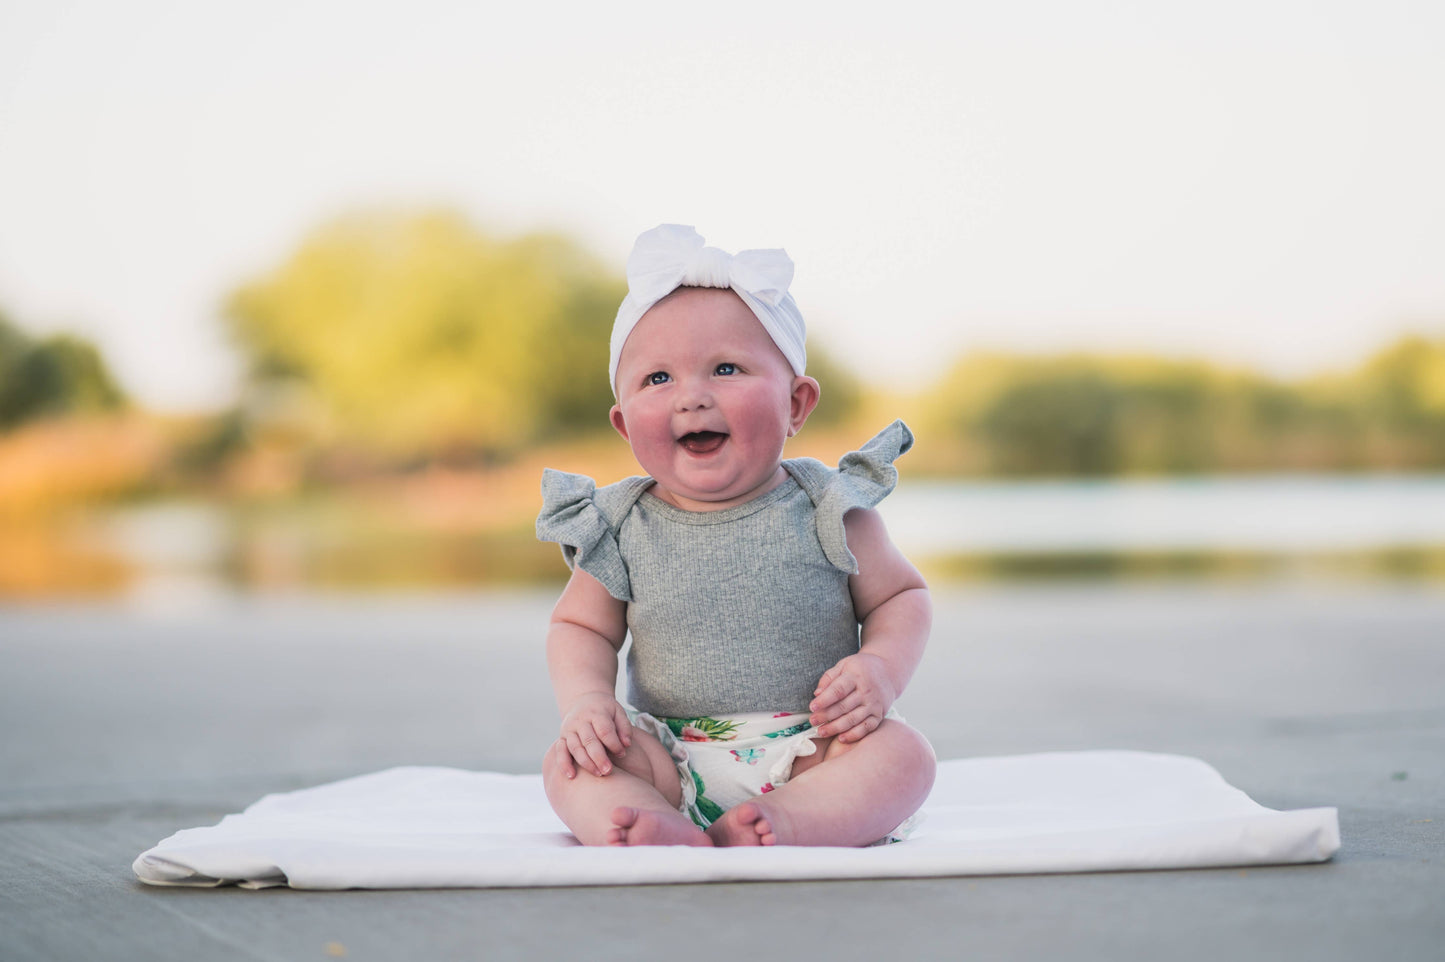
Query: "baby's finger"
597 720 627 758
579 727 614 775
809 673 857 713
565 732 605 777
809 689 864 726
553 738 577 779
828 706 882 742
612 706 633 749
813 663 844 697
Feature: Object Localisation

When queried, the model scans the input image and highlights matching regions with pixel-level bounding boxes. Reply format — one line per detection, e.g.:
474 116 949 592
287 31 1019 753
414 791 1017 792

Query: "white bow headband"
609 224 807 393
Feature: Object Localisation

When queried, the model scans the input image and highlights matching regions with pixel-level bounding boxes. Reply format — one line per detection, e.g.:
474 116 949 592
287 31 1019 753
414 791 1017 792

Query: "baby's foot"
606 806 714 847
706 799 796 847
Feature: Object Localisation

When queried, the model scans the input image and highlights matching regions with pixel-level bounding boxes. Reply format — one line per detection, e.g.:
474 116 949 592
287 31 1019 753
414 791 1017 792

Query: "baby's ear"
609 404 631 442
788 376 821 437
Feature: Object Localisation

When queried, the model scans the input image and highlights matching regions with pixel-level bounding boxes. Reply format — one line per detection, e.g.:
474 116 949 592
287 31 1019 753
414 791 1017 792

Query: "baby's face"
610 288 818 511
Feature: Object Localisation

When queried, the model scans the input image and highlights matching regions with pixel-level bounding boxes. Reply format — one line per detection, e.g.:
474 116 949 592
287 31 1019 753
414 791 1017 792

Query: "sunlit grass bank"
917 547 1445 584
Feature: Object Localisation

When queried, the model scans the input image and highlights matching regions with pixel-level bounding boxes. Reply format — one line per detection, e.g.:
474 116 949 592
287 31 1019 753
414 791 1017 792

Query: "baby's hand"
808 652 897 744
556 691 632 779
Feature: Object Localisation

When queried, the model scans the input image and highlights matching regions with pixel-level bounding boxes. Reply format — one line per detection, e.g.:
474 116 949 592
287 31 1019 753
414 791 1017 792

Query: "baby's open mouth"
678 431 729 455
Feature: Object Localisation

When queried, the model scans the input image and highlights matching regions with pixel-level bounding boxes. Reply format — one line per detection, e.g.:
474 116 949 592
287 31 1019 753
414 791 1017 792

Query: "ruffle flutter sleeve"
811 419 915 574
535 469 633 601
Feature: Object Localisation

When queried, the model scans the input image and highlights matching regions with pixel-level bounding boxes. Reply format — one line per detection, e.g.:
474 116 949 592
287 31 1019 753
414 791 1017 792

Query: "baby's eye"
646 371 671 386
714 362 738 376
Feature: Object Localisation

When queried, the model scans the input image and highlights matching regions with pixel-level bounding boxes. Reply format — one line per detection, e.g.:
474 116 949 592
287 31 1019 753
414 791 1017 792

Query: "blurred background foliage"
3 210 1445 492
225 210 624 465
2 209 1445 497
1 308 126 430
912 339 1445 477
2 210 1444 595
219 210 866 477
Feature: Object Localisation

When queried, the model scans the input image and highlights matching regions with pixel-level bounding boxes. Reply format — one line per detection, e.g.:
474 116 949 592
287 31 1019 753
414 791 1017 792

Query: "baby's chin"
651 465 791 512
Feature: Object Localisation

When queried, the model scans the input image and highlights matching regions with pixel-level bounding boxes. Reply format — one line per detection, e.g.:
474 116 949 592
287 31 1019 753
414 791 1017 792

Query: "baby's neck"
647 465 791 513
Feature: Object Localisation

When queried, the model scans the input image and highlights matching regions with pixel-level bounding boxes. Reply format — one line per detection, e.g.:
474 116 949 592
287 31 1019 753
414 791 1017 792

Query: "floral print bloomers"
625 705 916 843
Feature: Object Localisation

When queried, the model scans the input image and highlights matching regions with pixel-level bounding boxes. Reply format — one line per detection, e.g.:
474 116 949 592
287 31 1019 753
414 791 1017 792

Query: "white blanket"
133 751 1338 889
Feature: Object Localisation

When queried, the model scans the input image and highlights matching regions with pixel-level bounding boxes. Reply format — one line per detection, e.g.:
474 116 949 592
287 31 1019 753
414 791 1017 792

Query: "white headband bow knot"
609 224 807 393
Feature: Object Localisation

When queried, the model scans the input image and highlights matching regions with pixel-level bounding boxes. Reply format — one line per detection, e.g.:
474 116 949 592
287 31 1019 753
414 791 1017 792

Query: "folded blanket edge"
132 806 1340 890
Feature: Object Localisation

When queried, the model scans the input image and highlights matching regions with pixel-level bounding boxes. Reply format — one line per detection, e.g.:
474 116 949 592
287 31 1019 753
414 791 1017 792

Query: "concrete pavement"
2 583 1441 961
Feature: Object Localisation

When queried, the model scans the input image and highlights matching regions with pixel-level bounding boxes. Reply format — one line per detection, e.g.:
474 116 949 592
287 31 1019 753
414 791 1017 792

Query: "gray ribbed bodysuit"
536 421 913 718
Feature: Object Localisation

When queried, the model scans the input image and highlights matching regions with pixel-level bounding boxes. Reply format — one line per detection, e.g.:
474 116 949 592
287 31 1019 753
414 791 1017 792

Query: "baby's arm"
809 507 932 744
546 567 632 779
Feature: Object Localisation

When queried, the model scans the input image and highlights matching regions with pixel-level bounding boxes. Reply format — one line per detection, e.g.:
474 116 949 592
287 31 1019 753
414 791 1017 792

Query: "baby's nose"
674 381 713 411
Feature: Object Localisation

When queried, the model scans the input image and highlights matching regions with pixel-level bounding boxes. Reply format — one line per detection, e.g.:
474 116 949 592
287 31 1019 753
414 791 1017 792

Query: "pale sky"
2 0 1443 410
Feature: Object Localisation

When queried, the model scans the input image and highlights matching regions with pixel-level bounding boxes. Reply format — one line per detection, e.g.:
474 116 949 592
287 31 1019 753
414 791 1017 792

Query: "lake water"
19 473 1445 605
877 474 1445 553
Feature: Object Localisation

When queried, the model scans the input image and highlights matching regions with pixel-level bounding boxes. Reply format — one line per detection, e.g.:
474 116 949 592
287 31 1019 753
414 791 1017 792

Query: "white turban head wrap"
609 224 807 394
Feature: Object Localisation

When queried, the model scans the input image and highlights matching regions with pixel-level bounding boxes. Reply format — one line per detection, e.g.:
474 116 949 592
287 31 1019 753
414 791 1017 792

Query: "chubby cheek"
615 404 676 472
629 434 676 475
731 397 793 455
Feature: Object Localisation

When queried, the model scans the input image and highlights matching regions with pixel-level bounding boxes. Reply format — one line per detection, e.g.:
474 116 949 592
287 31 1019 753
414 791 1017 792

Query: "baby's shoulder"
539 469 653 530
783 419 914 574
783 419 914 505
536 470 653 602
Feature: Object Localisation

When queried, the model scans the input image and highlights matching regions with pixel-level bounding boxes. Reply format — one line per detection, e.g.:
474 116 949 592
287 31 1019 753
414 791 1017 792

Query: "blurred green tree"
976 366 1123 475
1350 334 1445 466
1356 335 1445 427
918 333 1445 476
802 342 864 428
0 309 127 430
226 211 625 461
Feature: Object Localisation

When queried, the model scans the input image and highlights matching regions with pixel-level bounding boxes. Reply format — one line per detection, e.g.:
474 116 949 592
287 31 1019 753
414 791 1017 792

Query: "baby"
537 224 935 847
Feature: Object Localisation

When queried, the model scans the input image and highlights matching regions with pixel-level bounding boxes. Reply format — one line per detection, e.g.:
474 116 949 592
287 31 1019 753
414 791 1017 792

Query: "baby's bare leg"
706 720 935 847
542 725 712 847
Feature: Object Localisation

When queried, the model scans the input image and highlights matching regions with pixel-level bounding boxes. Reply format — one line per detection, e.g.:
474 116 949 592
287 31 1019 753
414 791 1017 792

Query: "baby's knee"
872 718 934 767
891 724 938 812
825 719 936 785
892 720 935 762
